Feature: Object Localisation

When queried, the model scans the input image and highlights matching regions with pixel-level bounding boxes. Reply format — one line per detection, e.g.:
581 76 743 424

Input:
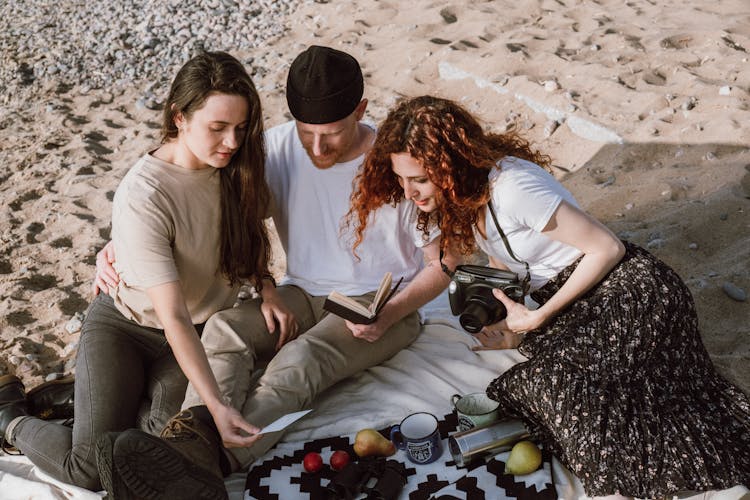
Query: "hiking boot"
96 431 136 500
112 407 227 500
0 375 29 454
96 431 133 499
0 375 28 437
27 375 74 420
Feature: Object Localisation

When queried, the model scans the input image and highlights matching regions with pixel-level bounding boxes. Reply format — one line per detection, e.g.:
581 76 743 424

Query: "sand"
0 0 748 397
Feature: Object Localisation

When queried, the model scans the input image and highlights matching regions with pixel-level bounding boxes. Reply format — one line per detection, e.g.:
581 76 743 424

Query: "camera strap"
488 200 531 295
436 202 531 295
439 248 454 278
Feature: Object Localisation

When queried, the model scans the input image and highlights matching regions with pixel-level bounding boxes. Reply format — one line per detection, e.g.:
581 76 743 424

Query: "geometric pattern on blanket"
245 412 556 499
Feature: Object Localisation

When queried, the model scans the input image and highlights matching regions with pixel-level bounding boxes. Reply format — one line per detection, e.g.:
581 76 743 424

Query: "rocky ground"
0 0 747 396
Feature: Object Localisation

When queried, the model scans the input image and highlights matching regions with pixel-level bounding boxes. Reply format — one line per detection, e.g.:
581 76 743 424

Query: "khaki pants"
182 285 420 469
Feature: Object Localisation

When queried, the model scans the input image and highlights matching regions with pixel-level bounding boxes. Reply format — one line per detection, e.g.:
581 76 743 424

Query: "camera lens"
459 303 489 334
459 297 507 334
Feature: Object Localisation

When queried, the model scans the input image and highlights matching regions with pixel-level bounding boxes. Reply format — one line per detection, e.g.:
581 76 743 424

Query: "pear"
353 428 396 457
504 440 542 475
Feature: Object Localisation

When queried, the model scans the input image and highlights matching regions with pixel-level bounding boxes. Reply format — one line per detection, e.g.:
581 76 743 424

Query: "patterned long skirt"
487 241 750 497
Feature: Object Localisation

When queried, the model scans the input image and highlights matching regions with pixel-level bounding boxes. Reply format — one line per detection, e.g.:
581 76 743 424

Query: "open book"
323 272 404 324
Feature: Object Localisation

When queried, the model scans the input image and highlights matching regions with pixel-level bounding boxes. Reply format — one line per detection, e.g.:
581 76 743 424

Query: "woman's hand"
149 282 260 451
491 288 547 335
210 403 263 448
92 241 119 296
472 327 524 351
345 315 392 343
259 287 298 350
471 289 539 351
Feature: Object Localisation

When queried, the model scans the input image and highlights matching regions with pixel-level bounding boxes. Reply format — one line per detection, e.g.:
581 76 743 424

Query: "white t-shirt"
475 157 583 291
265 120 436 296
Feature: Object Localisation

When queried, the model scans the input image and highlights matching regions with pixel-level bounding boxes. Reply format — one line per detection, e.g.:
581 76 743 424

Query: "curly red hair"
347 95 550 256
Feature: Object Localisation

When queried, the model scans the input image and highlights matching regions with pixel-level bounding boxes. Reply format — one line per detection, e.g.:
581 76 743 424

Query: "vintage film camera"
448 265 524 334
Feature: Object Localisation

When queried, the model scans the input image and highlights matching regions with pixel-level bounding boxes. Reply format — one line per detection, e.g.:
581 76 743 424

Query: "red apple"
303 452 323 473
330 450 350 471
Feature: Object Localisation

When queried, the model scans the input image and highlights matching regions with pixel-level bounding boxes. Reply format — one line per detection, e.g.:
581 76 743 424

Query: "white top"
475 157 583 291
265 120 437 296
111 154 238 328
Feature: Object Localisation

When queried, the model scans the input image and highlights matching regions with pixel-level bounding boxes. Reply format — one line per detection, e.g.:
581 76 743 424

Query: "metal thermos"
448 419 529 467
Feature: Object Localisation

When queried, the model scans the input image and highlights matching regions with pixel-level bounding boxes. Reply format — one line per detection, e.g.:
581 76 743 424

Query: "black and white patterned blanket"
244 412 556 500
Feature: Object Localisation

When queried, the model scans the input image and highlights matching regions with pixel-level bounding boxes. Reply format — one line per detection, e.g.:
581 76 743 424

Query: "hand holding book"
323 272 404 324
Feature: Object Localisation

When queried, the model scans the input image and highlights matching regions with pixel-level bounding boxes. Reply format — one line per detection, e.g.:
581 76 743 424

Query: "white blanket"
0 294 747 499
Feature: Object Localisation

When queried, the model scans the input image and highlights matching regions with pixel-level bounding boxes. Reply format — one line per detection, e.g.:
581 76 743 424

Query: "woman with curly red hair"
348 95 749 497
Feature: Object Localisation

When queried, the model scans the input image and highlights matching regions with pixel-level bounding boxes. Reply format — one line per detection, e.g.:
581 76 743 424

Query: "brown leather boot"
110 407 228 500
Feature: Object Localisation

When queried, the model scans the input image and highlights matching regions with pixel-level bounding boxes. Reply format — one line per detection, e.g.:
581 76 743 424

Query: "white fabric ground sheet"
0 293 747 499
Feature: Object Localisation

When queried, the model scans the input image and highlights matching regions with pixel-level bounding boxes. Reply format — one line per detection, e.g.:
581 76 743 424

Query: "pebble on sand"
722 282 747 302
65 313 84 334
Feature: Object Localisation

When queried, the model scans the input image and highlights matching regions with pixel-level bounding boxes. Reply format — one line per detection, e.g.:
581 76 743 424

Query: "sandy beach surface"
1 0 748 401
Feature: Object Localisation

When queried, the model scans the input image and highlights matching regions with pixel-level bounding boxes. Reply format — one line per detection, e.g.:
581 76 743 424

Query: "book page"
370 272 393 313
327 291 373 317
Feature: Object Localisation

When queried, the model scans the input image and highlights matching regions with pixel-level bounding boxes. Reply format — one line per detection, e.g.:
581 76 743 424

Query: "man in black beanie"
283 45 370 169
95 45 455 497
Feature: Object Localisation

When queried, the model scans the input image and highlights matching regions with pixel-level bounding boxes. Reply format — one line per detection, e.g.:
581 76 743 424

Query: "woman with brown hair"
349 95 749 497
0 51 289 495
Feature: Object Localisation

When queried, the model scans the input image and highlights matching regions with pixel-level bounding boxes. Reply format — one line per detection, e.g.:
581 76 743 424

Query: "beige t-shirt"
110 153 238 329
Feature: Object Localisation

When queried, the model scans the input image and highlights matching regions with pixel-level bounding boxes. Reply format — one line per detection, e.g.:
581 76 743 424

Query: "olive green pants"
181 284 420 469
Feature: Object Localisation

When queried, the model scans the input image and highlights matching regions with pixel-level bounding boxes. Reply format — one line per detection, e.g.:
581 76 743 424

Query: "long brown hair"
348 95 550 256
162 51 271 289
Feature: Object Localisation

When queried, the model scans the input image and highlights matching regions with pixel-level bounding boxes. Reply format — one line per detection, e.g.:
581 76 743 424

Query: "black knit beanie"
286 45 364 124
